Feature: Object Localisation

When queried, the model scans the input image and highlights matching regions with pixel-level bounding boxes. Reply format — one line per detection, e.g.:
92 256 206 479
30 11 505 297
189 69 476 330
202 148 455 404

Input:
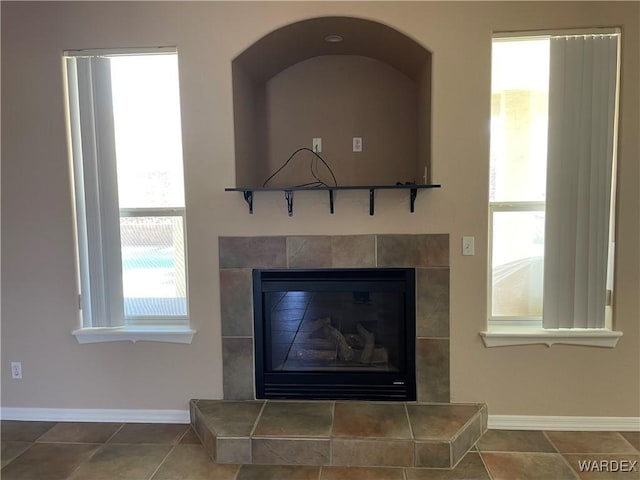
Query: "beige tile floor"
1 420 639 479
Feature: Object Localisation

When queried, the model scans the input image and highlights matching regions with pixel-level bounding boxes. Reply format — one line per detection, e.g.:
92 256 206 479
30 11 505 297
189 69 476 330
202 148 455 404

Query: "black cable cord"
293 181 324 188
309 153 321 186
309 149 329 187
262 147 338 188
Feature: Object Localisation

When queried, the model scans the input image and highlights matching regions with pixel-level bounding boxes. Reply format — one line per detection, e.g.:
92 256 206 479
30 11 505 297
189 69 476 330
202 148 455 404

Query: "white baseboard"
2 408 638 432
0 407 190 424
489 415 640 431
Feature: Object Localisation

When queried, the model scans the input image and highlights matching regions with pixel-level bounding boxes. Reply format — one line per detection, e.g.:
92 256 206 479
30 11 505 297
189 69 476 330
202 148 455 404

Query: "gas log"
294 317 388 364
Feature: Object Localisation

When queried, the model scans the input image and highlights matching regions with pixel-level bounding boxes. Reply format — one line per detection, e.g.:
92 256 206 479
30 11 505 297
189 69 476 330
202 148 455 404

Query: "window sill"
72 326 196 344
480 328 622 348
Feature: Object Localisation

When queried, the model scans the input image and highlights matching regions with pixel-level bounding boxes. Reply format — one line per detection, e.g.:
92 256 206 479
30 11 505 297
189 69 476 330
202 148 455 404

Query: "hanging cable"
262 147 338 188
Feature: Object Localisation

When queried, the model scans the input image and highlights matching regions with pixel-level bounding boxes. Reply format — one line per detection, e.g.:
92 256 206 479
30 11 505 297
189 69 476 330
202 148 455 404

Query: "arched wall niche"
232 16 432 188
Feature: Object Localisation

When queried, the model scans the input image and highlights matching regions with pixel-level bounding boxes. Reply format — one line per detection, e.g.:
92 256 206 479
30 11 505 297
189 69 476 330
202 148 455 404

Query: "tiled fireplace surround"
190 234 487 469
218 234 450 402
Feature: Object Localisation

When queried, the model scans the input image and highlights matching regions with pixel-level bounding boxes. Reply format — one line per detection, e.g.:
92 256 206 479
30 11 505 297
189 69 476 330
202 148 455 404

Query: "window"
489 38 548 325
65 48 194 343
484 31 622 347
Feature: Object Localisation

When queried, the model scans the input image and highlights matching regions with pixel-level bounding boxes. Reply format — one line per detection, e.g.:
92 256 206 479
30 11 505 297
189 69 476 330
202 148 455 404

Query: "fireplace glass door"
253 268 416 401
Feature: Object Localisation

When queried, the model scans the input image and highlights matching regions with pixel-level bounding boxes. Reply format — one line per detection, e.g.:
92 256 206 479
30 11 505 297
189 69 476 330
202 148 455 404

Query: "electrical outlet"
312 137 322 153
11 362 22 379
353 137 362 152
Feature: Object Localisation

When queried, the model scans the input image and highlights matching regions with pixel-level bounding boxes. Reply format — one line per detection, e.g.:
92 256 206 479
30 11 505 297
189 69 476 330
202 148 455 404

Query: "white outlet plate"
353 137 362 152
462 236 475 256
312 137 322 153
11 362 22 379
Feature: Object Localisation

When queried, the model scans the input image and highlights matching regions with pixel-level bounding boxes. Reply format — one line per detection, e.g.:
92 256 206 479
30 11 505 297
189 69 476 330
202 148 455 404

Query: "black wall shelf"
225 184 441 216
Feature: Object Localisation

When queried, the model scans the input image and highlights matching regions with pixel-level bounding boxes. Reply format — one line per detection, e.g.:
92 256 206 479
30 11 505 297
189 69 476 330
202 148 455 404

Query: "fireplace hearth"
253 268 416 401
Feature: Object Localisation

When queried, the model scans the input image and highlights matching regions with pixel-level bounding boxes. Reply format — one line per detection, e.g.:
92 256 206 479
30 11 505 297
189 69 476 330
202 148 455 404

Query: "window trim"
492 27 620 40
64 46 177 58
72 326 196 345
480 328 622 348
65 48 194 343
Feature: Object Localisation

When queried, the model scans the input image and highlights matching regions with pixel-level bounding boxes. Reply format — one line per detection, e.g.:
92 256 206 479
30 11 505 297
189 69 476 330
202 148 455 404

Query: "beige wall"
265 55 419 187
2 1 638 416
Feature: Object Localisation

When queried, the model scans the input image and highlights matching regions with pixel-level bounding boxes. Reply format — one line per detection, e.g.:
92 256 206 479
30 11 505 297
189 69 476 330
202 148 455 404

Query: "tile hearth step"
190 399 487 469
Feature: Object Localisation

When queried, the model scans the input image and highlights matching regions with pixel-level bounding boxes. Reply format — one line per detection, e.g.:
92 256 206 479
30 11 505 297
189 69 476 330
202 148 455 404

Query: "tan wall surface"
2 1 638 416
265 55 418 187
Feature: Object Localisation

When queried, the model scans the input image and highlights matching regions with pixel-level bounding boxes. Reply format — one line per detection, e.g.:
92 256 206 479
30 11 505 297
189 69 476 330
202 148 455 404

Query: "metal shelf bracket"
410 188 418 213
369 189 375 216
243 190 254 214
284 190 294 216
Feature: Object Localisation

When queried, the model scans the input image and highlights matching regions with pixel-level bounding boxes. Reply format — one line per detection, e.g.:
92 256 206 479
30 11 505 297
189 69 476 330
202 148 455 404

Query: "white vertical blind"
543 34 619 329
67 57 124 328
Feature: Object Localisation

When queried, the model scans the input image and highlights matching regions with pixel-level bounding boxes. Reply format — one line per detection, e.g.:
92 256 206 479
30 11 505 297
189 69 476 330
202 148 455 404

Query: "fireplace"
253 268 416 401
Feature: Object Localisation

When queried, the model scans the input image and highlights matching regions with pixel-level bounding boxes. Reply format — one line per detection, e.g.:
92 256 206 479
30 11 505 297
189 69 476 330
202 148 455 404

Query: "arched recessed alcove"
232 16 432 188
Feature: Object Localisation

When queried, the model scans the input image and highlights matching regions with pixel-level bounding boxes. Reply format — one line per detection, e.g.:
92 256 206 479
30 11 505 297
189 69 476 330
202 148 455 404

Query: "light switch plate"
462 236 475 256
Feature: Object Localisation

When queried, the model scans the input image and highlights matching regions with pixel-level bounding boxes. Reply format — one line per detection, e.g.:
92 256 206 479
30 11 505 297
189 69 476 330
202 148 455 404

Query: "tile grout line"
554 449 582 480
476 448 496 480
250 401 267 437
554 450 640 455
31 422 58 443
329 401 335 466
32 440 113 445
174 425 191 444
146 425 189 480
448 414 474 470
105 422 126 444
617 432 640 454
67 422 125 480
374 234 378 266
285 237 290 269
479 450 576 455
403 403 416 469
449 435 454 471
2 443 37 473
60 421 124 480
248 401 268 464
146 443 178 480
542 430 562 454
544 431 576 476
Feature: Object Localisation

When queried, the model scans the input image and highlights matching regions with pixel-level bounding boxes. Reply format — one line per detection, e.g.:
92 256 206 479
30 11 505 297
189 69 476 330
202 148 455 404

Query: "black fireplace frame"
253 268 416 401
